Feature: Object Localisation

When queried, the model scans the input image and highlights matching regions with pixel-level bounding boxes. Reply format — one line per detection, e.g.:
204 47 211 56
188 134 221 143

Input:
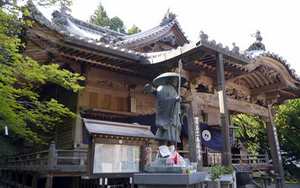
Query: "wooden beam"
193 92 269 117
251 82 286 96
279 89 297 98
249 73 263 88
60 53 138 75
247 74 261 88
266 104 286 188
253 72 269 86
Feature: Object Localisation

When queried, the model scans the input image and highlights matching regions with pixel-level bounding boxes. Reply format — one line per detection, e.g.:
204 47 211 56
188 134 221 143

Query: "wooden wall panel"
78 68 155 114
88 92 98 108
56 122 73 149
194 92 269 118
136 94 155 114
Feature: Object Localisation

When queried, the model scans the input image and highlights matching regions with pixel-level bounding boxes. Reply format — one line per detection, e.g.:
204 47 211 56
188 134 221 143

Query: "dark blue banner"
200 123 224 151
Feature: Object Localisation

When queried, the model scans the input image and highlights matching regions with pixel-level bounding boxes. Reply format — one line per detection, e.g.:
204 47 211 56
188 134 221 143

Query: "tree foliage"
89 3 139 34
109 16 125 33
232 114 267 155
0 0 84 144
127 24 141 35
275 99 300 177
89 3 110 28
233 99 300 179
1 0 72 8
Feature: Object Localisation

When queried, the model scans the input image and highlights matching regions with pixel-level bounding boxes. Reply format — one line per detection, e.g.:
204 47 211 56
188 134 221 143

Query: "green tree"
89 3 110 28
109 16 125 33
275 99 300 178
89 3 140 34
232 100 300 180
0 0 84 144
127 24 141 35
232 114 267 155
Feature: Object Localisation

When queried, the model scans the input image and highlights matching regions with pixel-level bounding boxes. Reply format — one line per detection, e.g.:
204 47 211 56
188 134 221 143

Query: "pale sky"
44 0 300 75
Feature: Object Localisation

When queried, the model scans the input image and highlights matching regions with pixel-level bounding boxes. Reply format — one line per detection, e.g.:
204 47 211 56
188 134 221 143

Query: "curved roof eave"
145 36 251 65
26 1 146 62
259 52 300 82
247 52 300 85
238 54 300 97
116 19 189 48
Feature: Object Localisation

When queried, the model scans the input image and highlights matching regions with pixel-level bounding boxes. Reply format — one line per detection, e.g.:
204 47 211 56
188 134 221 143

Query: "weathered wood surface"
193 92 269 117
0 147 88 176
78 68 155 114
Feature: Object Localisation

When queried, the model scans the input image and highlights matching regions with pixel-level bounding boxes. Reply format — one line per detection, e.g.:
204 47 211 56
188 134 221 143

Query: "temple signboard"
93 144 140 174
82 118 155 176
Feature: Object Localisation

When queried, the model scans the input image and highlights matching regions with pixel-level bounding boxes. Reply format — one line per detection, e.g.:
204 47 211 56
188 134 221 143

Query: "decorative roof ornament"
254 30 263 42
231 42 240 54
60 3 71 16
199 31 208 42
160 9 177 25
51 3 72 29
247 30 266 51
52 10 68 28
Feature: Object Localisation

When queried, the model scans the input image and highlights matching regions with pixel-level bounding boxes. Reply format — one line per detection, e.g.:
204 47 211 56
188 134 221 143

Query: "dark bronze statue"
145 72 187 143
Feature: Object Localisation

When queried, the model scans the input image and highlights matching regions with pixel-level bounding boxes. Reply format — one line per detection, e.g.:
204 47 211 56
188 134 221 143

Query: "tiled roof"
27 2 188 61
50 7 189 49
27 1 145 61
52 10 125 43
245 31 300 82
83 118 154 138
258 52 300 82
27 2 299 83
117 19 188 48
146 31 251 64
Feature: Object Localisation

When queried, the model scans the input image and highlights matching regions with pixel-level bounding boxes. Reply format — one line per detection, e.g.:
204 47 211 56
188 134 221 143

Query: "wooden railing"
0 144 271 174
0 142 88 174
231 154 269 165
205 152 270 170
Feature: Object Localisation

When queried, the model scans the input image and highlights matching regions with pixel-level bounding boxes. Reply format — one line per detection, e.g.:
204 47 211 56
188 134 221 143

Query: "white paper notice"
102 163 113 172
93 144 140 174
159 145 171 157
218 90 225 114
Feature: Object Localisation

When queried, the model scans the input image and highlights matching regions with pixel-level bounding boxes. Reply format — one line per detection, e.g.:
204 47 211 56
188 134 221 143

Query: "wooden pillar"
194 116 203 170
22 173 27 188
186 88 203 188
72 177 80 188
216 53 232 166
129 86 137 113
73 64 88 148
31 175 38 188
266 104 286 188
187 89 203 170
46 143 56 188
48 142 57 170
45 175 53 188
185 102 196 162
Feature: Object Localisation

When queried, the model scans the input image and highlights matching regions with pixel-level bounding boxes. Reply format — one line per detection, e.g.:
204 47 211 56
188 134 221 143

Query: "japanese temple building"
0 2 300 188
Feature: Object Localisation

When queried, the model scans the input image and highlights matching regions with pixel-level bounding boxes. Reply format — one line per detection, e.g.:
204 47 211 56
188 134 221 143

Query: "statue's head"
152 72 187 88
165 77 178 88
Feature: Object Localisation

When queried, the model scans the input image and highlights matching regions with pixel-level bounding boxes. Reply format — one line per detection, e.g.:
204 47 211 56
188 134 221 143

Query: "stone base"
134 172 207 188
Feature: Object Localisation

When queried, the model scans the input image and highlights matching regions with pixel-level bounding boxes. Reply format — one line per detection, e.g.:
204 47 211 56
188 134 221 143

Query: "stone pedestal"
134 172 207 188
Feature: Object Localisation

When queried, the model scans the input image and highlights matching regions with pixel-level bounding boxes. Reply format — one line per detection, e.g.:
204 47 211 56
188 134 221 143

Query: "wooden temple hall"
1 2 300 188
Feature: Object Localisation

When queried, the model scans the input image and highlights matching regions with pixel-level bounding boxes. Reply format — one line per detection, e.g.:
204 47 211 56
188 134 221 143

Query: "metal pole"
216 53 232 166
